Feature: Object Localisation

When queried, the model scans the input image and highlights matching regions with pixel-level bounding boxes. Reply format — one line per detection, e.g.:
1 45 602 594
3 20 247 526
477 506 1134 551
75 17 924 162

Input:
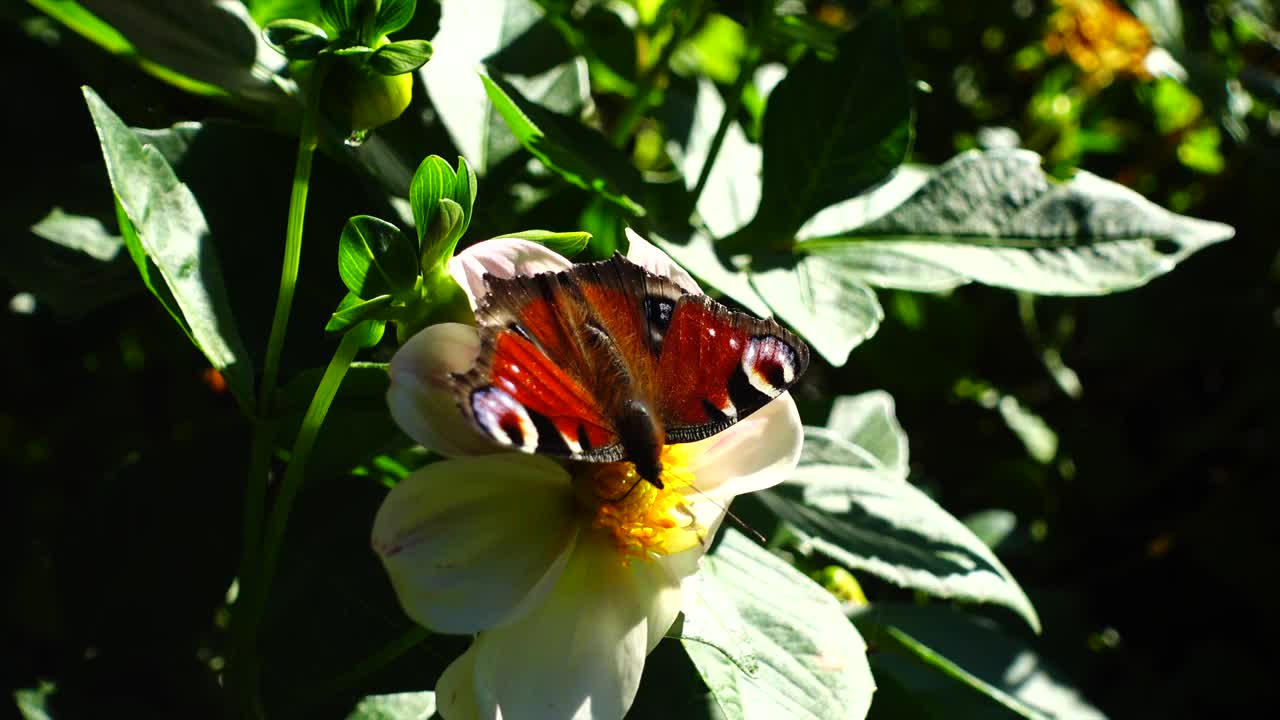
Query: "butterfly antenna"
680 479 767 545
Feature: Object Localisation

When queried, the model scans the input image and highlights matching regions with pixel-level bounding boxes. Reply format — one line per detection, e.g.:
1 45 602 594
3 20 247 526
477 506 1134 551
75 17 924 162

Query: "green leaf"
735 8 913 247
409 156 457 248
857 605 1107 720
451 156 477 240
369 39 433 75
963 510 1018 550
83 87 254 409
422 0 588 173
374 0 417 35
30 207 123 262
338 215 419 299
246 0 326 25
490 230 592 257
749 254 882 367
423 199 465 268
802 150 1234 295
824 391 910 477
264 18 330 60
321 0 361 32
479 71 646 215
326 292 395 333
681 530 876 720
759 428 1041 632
43 1 289 106
345 691 436 719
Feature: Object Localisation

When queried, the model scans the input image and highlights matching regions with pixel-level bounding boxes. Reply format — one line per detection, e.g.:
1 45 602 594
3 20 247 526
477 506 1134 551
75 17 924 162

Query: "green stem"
287 626 431 719
608 2 704 147
689 46 760 210
260 328 364 595
229 62 328 717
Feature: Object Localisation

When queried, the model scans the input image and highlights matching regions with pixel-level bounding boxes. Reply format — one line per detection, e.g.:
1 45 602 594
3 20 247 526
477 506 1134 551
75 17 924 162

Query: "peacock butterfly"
450 252 809 488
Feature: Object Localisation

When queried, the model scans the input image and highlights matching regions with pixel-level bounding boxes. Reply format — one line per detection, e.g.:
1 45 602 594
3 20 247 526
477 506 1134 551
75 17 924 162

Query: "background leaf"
479 71 646 215
420 0 588 174
749 254 883 367
734 9 914 247
681 530 876 720
84 87 255 409
802 150 1234 295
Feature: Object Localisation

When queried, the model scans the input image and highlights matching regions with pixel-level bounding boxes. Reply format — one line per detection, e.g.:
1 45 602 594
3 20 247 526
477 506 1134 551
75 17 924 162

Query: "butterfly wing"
654 293 810 444
451 252 808 460
450 254 685 462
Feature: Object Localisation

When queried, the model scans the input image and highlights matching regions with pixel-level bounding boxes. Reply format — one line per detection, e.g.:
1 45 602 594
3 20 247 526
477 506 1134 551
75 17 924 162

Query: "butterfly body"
452 253 809 487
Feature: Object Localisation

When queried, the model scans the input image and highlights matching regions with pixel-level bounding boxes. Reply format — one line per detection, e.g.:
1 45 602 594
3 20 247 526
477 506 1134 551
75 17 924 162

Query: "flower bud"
323 58 413 144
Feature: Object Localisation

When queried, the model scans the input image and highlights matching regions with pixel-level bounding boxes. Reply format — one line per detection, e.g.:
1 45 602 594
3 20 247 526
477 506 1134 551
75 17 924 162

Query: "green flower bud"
323 56 413 145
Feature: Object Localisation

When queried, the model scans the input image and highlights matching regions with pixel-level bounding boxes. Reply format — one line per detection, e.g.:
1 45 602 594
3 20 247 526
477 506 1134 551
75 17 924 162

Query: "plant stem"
229 62 328 717
287 626 431 718
689 46 760 210
608 2 704 147
260 328 364 596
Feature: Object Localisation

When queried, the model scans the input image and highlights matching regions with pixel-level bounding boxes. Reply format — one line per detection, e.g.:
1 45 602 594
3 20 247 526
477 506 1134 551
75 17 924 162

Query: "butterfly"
451 252 810 488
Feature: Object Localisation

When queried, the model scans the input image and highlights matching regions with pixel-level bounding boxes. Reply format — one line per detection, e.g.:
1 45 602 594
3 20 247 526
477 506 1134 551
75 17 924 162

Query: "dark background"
4 1 1278 717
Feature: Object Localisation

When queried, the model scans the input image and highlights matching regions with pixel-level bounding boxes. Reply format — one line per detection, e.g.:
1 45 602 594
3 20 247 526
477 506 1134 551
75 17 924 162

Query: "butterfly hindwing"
655 293 809 444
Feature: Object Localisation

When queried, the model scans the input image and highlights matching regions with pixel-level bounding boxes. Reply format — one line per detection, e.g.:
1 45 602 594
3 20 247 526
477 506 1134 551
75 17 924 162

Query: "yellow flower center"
572 445 704 562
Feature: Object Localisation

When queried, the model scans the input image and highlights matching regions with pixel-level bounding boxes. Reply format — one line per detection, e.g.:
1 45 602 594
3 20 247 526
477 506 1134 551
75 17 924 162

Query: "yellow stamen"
573 445 704 562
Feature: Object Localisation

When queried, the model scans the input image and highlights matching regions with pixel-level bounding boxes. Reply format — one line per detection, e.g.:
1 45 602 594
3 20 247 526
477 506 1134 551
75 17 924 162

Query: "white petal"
438 645 485 720
623 227 701 294
372 454 579 634
387 323 498 457
470 534 678 720
449 239 573 310
684 393 803 498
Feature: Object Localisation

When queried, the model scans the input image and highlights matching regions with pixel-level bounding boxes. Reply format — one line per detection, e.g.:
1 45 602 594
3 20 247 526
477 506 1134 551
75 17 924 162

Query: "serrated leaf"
759 429 1041 632
749 254 882 367
681 530 876 720
734 8 913 247
373 0 416 35
326 292 394 333
409 156 457 248
825 391 909 477
83 87 254 409
802 150 1234 295
369 39 433 75
338 215 419 298
264 18 329 60
422 0 588 174
490 230 591 257
479 71 646 215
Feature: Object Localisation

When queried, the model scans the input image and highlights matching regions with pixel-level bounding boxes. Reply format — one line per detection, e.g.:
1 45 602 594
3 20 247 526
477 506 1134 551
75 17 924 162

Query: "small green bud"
323 57 414 144
811 566 868 607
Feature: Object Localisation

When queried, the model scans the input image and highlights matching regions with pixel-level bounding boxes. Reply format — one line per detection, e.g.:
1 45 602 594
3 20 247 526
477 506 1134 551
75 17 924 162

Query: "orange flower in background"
1044 0 1154 88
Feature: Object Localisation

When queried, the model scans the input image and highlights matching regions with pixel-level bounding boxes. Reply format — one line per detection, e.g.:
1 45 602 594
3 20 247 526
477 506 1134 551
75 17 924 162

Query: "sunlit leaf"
749 254 882 367
84 87 255 409
337 215 419 299
761 425 1041 632
681 530 876 720
802 150 1234 295
479 71 645 215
